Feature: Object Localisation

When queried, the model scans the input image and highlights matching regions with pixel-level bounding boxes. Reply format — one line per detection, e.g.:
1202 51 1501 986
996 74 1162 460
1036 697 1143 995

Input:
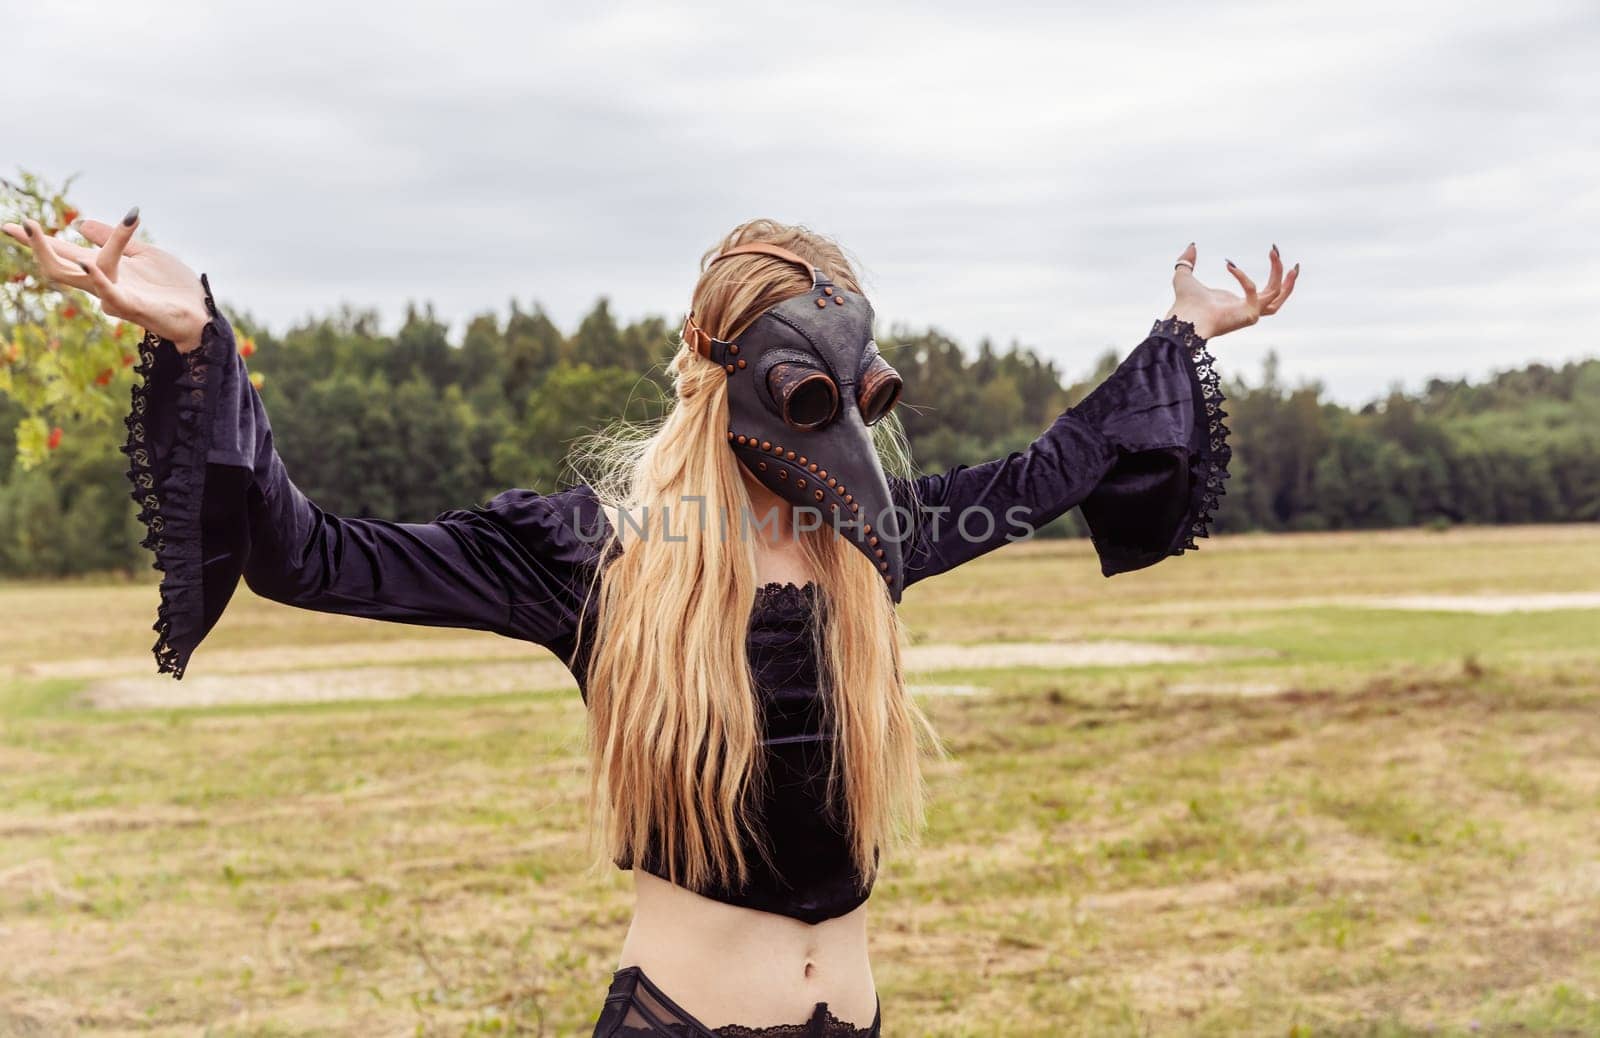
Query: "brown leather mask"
684 244 906 601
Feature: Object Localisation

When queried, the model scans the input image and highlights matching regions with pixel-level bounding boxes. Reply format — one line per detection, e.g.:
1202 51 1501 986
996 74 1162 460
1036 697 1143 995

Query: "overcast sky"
6 0 1597 404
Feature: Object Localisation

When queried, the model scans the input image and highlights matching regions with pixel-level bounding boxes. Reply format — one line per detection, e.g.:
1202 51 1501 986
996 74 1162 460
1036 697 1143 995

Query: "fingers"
19 219 92 290
1261 244 1283 301
1172 241 1199 288
78 218 149 255
2 222 28 246
1224 258 1259 316
78 255 134 317
96 207 139 280
17 227 98 266
1261 262 1299 315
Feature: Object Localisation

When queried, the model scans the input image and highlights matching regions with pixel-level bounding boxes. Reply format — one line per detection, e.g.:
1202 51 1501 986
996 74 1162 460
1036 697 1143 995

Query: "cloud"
6 0 1595 403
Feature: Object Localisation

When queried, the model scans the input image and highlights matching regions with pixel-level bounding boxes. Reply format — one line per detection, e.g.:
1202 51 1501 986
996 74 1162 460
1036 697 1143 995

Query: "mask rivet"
727 431 735 441
797 479 807 489
864 524 873 535
797 456 807 465
827 478 837 488
874 548 885 558
771 445 783 455
786 451 797 461
834 296 845 305
850 503 860 513
736 435 748 445
760 440 771 451
779 470 789 480
737 359 747 369
816 298 828 309
725 364 735 374
814 490 824 502
729 344 739 355
823 286 834 296
844 494 854 504
869 536 879 547
879 561 889 572
758 461 768 471
807 463 818 473
818 469 828 479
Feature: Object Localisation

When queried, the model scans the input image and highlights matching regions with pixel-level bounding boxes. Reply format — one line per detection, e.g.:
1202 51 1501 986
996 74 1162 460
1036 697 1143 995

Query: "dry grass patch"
4 527 1600 1034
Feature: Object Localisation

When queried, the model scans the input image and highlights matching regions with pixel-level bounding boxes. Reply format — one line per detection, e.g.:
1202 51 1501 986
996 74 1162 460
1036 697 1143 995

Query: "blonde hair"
572 219 940 892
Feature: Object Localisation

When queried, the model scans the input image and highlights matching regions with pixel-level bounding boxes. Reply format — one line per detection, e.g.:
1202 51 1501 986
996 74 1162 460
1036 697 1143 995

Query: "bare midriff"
619 870 878 1029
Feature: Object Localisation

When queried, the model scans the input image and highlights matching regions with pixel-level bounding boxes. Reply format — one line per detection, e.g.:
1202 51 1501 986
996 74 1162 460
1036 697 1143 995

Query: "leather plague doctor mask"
682 243 907 601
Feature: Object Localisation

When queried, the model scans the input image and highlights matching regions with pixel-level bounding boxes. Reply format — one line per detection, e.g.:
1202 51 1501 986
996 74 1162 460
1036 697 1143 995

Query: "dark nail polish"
123 206 140 226
1226 258 1236 268
1272 243 1279 255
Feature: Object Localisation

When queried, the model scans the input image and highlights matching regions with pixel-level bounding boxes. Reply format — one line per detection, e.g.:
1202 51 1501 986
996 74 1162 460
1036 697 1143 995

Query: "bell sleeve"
120 274 603 679
896 316 1230 586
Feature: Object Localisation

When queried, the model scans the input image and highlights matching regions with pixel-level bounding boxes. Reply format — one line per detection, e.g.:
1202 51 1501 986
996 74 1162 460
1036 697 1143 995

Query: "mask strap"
707 242 825 286
685 243 829 360
682 312 714 358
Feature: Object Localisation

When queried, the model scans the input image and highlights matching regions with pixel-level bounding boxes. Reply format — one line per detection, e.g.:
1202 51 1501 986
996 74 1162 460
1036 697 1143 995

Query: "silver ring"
1174 260 1194 271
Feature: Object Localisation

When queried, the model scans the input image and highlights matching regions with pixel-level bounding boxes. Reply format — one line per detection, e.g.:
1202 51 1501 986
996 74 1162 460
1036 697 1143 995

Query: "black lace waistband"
593 965 880 1038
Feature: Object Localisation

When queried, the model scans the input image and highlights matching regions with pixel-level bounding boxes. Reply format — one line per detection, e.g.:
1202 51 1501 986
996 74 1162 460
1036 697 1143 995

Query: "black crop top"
122 275 1230 925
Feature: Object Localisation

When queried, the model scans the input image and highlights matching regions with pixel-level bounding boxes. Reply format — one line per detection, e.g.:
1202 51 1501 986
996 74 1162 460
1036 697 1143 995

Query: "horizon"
222 288 1591 409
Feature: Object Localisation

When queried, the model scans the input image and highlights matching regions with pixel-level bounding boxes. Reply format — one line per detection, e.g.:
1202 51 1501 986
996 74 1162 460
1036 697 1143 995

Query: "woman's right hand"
2 208 210 352
1165 242 1299 341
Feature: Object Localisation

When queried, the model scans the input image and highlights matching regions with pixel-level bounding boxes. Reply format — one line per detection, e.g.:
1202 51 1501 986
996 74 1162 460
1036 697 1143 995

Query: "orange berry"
47 426 63 450
61 207 79 224
239 337 256 358
121 352 135 367
62 305 78 320
95 368 114 386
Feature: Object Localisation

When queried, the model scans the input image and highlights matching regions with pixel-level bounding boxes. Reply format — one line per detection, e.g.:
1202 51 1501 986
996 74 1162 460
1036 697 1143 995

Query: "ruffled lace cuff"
118 275 240 679
1068 316 1232 576
1154 316 1233 554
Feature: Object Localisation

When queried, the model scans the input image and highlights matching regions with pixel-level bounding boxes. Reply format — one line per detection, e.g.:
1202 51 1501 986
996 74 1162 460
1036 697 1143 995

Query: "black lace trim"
118 276 220 680
1148 316 1232 553
612 1007 875 1038
714 1006 877 1037
755 580 816 605
752 581 823 627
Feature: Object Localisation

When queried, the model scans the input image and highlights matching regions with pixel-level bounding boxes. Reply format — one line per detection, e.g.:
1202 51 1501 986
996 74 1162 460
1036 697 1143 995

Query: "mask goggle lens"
857 355 903 426
767 362 840 431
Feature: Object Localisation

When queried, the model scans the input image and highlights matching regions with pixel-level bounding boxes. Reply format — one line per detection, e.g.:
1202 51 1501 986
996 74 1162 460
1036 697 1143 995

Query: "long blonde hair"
573 219 940 892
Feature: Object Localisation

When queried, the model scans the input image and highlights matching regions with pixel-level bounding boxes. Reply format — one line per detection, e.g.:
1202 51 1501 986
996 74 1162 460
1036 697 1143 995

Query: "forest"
2 289 1596 578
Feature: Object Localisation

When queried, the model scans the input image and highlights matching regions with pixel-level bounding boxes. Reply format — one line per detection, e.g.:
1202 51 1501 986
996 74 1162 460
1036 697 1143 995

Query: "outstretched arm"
896 243 1298 588
4 212 602 678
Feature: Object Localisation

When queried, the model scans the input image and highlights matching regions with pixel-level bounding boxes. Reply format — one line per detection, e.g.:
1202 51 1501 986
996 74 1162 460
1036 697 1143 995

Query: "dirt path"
51 588 1600 711
1332 591 1600 613
77 639 1250 711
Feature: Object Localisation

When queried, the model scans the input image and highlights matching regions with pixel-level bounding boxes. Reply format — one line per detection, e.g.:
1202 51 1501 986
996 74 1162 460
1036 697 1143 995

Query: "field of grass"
3 524 1599 1036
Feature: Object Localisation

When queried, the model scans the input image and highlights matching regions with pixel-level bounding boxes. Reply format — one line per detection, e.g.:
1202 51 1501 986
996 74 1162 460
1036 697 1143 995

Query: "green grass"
2 524 1599 1035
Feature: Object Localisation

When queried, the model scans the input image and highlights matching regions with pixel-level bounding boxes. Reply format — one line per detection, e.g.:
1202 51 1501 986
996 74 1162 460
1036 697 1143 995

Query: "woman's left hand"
2 210 210 352
1165 243 1299 340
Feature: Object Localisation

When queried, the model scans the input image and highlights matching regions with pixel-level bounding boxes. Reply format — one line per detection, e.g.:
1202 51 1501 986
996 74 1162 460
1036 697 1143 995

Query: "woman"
4 212 1295 1035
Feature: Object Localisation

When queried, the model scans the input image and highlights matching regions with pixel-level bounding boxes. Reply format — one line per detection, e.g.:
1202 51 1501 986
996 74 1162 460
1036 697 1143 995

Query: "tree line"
1 293 1596 579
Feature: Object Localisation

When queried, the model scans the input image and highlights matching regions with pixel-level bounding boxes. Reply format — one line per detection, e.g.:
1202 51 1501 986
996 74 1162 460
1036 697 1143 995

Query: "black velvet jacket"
121 275 1231 925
